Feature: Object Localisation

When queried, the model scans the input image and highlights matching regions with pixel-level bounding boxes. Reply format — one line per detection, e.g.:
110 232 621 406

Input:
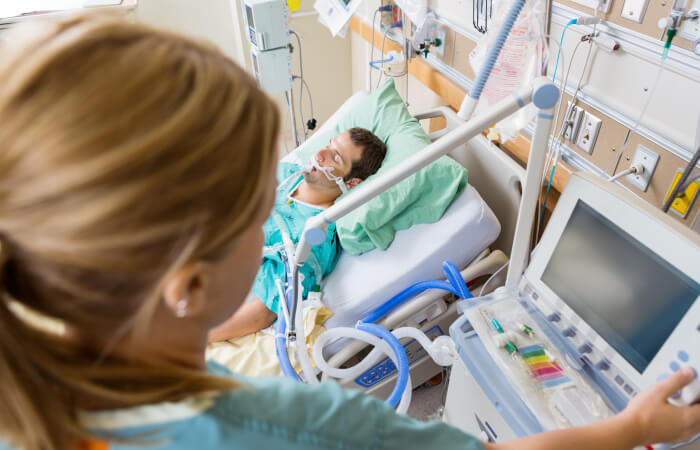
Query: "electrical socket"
575 111 602 154
621 0 650 23
626 145 659 192
664 169 700 218
563 102 584 142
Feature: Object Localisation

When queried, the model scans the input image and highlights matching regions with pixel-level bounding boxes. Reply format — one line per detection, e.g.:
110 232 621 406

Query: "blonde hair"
0 13 279 450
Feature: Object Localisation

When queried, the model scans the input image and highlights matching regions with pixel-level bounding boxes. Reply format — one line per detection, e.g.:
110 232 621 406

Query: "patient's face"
304 131 363 192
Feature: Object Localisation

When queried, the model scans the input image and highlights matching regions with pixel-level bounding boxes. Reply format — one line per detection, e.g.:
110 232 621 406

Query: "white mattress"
322 184 501 329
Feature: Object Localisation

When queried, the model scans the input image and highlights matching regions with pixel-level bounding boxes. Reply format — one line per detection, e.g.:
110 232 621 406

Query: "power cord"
290 30 316 140
609 163 644 182
369 5 393 92
551 18 577 82
537 32 595 235
479 261 509 297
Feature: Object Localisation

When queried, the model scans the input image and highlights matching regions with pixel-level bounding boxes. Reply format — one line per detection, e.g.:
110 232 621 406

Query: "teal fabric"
19 361 483 450
251 162 341 315
293 79 468 255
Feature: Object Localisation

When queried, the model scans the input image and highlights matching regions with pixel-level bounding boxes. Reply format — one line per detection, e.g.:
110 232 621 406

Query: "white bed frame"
327 106 527 399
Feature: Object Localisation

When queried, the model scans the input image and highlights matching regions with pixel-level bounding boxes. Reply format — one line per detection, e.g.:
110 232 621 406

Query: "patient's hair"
345 127 387 181
0 13 278 450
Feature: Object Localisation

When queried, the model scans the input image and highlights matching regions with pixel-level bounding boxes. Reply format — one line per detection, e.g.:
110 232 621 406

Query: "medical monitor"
524 172 700 399
541 200 698 372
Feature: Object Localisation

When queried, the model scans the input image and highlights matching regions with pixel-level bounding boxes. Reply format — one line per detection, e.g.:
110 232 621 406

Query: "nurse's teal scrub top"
61 361 486 450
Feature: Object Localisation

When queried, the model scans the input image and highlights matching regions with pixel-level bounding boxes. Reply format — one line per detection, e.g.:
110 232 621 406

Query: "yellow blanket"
206 303 332 377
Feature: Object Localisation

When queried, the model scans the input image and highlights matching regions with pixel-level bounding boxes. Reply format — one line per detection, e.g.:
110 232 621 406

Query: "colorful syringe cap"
520 323 534 336
491 318 505 334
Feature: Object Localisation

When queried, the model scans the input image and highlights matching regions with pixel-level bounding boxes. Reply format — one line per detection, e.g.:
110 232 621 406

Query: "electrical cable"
287 87 302 145
542 38 584 186
539 28 596 199
301 77 315 132
438 365 451 416
608 163 643 182
290 30 307 140
536 37 587 237
404 66 409 107
479 261 509 297
282 90 291 153
551 19 577 82
369 8 380 91
546 34 565 88
377 29 388 91
682 171 700 189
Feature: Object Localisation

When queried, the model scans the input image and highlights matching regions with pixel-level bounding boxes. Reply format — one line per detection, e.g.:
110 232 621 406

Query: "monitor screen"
542 200 699 373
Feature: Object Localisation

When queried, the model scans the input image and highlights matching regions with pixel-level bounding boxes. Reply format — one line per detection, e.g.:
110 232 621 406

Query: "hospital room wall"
284 1 354 147
136 0 353 154
348 0 700 232
352 0 700 150
349 32 450 130
135 0 249 69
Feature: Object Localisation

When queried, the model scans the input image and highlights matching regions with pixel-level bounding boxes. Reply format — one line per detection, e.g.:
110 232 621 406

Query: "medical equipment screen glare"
541 200 699 373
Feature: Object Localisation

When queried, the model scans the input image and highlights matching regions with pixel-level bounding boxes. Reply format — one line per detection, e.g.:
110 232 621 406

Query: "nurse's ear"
162 262 209 318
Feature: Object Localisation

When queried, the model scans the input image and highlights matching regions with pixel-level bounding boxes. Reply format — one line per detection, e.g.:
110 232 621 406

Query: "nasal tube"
305 159 349 194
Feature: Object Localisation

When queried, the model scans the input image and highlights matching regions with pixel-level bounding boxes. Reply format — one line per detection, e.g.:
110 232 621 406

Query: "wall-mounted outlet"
621 0 650 23
563 102 584 142
679 0 700 42
575 111 602 154
626 145 659 192
434 27 447 57
664 169 700 218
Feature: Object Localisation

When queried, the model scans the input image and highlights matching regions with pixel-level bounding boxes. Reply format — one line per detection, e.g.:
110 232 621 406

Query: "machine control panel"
530 287 700 406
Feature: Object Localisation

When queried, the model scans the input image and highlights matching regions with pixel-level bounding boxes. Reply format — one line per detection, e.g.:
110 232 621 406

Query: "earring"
175 297 189 318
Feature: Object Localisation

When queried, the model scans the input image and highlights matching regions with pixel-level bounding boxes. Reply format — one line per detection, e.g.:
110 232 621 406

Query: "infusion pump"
242 0 290 51
241 0 292 94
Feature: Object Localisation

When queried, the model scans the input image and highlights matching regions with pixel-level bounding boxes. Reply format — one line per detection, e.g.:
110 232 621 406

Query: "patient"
209 127 387 341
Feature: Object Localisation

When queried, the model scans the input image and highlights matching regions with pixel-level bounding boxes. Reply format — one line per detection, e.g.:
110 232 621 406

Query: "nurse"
0 13 698 450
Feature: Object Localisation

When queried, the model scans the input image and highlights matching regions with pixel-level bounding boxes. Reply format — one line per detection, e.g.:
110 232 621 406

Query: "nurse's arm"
484 369 700 450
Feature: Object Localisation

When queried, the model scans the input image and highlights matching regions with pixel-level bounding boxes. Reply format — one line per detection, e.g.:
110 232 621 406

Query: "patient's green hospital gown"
251 162 341 316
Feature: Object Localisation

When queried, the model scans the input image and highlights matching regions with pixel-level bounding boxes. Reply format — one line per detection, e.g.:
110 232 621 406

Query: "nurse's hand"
620 368 700 445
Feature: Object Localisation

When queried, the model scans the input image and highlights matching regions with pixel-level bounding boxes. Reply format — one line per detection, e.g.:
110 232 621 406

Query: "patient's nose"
316 148 330 164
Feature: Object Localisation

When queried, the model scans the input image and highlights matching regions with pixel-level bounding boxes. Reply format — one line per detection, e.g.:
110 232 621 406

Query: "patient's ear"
345 177 362 190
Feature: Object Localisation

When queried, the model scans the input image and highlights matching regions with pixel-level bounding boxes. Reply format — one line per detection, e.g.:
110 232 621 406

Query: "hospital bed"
280 91 528 399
